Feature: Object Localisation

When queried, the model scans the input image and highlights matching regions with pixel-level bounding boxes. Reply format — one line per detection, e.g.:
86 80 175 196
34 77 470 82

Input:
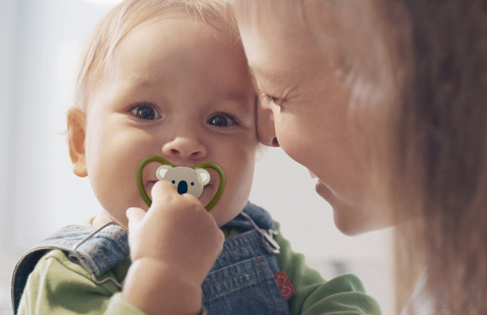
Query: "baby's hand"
123 180 224 315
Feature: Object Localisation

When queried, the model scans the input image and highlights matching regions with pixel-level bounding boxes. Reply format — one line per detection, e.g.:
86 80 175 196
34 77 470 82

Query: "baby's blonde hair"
74 0 239 112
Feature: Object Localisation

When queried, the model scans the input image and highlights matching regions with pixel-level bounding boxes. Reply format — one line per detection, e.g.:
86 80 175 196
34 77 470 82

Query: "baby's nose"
162 137 208 161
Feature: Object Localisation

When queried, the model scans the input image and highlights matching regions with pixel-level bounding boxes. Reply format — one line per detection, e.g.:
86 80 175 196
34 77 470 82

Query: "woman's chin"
313 181 366 236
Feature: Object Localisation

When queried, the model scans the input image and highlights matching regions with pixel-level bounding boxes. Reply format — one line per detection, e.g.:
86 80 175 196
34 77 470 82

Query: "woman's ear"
256 95 280 147
67 107 88 177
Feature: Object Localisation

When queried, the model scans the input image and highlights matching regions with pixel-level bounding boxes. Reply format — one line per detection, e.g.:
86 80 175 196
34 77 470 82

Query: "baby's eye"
207 112 239 127
130 104 161 120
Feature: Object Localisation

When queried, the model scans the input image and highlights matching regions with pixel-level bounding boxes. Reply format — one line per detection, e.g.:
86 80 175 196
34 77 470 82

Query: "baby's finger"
150 180 179 205
151 179 177 196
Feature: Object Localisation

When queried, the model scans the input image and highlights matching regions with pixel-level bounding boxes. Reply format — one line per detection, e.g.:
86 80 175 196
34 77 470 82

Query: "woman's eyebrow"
248 63 287 91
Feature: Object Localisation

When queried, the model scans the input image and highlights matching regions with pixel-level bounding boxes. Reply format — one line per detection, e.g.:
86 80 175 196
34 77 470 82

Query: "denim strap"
11 222 129 314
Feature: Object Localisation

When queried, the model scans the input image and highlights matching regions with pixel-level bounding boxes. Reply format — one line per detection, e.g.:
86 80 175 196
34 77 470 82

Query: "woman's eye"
207 113 239 127
130 104 160 120
262 93 279 104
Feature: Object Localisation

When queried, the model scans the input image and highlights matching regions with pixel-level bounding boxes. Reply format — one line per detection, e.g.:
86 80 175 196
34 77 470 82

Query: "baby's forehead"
108 21 253 90
92 52 256 115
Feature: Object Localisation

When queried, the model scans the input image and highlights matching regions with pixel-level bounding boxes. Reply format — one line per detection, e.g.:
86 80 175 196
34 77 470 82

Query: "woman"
230 0 487 314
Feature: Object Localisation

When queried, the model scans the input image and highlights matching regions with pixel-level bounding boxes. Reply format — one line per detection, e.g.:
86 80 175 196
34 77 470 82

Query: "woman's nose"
161 137 208 162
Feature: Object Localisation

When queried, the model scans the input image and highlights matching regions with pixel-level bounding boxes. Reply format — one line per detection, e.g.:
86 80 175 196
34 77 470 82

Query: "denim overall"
11 202 291 315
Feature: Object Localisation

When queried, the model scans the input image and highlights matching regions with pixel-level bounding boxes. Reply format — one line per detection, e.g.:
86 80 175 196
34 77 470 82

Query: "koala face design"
156 165 211 198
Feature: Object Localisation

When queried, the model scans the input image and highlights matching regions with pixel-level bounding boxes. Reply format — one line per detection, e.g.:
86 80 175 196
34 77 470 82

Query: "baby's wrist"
124 258 202 315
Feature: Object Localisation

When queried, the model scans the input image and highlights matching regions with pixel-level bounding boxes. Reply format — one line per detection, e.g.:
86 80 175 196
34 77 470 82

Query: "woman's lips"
308 170 330 200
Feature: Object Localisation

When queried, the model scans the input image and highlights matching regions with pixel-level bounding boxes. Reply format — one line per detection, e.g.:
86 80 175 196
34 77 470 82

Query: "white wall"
0 1 115 313
0 1 18 312
0 1 394 314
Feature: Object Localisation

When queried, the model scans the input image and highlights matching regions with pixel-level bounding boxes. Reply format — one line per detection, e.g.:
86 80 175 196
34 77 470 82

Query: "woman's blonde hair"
386 1 487 313
74 0 239 112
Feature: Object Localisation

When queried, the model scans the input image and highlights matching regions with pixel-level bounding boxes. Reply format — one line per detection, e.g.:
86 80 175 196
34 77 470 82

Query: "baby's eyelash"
208 112 241 127
220 112 240 124
128 102 161 120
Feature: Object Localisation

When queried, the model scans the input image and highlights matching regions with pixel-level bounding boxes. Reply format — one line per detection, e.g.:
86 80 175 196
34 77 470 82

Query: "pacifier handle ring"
136 156 226 211
196 161 225 211
136 156 174 207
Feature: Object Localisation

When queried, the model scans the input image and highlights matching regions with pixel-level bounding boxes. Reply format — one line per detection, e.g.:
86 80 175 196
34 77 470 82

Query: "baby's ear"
67 107 87 177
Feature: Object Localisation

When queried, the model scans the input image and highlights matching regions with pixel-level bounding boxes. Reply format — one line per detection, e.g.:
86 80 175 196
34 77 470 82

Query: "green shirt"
18 221 382 315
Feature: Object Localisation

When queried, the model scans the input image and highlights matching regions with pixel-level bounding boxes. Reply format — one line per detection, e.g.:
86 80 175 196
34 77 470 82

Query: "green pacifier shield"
136 156 225 211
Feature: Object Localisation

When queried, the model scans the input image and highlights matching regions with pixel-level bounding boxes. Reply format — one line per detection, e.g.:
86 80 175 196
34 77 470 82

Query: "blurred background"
0 0 394 314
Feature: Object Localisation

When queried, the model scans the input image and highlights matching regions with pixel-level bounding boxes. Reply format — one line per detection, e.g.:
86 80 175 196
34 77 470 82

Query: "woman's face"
233 2 394 235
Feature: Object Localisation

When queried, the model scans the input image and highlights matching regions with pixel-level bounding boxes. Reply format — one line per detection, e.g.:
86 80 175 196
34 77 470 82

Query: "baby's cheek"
87 159 135 216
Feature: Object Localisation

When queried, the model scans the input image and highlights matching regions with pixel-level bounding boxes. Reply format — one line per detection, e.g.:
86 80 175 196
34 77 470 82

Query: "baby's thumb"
126 207 145 231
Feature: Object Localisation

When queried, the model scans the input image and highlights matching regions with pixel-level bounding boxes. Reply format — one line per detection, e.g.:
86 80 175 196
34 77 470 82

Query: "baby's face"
81 13 258 228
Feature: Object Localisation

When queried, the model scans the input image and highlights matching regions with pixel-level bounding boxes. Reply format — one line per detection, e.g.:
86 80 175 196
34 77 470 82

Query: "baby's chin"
91 210 129 231
208 203 243 228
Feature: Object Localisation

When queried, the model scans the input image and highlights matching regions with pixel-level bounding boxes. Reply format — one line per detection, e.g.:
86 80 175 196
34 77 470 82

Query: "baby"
11 0 382 314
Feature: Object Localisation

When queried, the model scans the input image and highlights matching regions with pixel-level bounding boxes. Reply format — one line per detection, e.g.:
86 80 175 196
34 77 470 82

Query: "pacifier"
136 156 225 211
